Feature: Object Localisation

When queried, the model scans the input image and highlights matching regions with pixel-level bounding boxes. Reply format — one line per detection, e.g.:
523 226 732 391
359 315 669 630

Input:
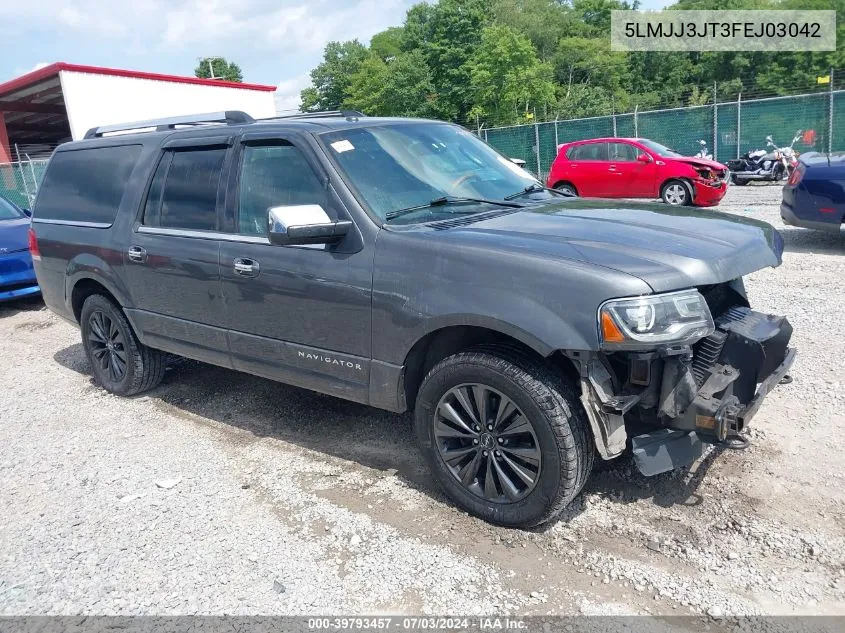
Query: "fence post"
25 154 38 202
829 67 834 153
554 117 559 151
633 105 638 137
736 93 742 159
612 113 617 137
712 83 718 161
14 143 32 204
483 128 488 142
534 122 541 178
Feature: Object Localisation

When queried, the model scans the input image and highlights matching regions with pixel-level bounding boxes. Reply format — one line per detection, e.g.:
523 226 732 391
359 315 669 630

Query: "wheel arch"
659 177 694 203
401 323 581 412
68 274 140 340
551 180 578 194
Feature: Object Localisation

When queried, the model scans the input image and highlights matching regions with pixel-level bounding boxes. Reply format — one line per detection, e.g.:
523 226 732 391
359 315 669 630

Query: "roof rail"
264 110 366 121
83 110 255 139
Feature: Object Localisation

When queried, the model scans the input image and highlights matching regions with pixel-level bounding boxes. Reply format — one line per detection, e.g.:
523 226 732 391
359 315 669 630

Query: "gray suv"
30 111 795 527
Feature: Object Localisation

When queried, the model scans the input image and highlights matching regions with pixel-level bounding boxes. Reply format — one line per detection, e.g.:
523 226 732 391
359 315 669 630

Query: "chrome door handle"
233 257 260 277
127 246 146 263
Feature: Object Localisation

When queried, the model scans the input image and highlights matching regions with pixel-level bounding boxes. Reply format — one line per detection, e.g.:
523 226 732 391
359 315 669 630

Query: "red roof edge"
0 62 276 98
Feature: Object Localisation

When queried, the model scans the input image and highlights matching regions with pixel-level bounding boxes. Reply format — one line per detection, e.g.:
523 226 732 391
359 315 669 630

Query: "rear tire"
414 345 593 528
661 179 691 205
80 294 165 396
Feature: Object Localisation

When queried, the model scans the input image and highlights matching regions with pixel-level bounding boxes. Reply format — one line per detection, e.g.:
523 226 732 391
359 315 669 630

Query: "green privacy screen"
483 90 844 180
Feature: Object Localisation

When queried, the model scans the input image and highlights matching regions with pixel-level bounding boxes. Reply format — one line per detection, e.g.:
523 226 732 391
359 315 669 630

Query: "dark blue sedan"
0 193 40 302
781 152 845 233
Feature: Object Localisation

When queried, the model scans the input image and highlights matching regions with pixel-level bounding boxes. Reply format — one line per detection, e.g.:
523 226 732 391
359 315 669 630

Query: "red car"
546 138 729 207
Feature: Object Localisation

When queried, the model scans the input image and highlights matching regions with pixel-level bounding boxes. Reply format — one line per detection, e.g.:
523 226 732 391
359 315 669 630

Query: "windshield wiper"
385 196 524 221
504 182 575 200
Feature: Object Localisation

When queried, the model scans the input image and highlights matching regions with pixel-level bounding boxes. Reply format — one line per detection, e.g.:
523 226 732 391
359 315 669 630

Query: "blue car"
781 152 845 233
0 193 40 302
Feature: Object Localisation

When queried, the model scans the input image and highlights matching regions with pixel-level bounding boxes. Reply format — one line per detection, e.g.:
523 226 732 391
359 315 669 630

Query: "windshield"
0 196 24 220
319 122 540 223
637 139 682 158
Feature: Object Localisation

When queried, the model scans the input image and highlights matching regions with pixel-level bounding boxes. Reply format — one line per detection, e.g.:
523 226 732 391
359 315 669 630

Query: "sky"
0 0 674 113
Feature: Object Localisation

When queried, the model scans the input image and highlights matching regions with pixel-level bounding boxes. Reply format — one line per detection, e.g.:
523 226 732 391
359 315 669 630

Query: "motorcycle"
727 130 802 185
695 139 713 160
780 131 802 175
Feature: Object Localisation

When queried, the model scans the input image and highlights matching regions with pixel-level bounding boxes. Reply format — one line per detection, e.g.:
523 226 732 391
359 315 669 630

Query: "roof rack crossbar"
83 110 255 139
264 110 366 121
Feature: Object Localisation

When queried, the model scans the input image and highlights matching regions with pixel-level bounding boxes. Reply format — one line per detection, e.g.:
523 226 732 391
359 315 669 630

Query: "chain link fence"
0 157 48 209
483 89 845 181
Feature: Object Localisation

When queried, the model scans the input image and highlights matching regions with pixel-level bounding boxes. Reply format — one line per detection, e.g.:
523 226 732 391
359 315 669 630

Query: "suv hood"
429 199 783 293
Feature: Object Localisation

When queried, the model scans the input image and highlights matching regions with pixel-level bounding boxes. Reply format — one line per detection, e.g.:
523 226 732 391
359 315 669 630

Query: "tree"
468 25 556 125
300 40 369 111
491 0 570 62
553 37 628 96
194 57 243 82
370 27 405 61
403 0 491 120
346 51 442 117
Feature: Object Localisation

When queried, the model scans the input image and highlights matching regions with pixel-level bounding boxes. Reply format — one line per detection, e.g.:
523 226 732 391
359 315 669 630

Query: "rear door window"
34 145 142 225
569 143 608 161
143 148 226 231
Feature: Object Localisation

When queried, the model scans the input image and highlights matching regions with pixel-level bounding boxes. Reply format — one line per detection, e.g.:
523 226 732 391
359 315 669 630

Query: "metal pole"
736 93 742 159
713 82 718 161
612 97 617 137
634 105 638 137
25 154 38 196
14 144 31 203
534 122 541 178
483 129 488 142
554 117 559 151
829 67 834 153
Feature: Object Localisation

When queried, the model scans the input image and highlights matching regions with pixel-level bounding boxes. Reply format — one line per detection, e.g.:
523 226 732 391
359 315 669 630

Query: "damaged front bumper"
575 305 795 476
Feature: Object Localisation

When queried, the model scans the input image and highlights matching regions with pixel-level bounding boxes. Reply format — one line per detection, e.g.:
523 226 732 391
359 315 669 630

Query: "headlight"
598 290 714 349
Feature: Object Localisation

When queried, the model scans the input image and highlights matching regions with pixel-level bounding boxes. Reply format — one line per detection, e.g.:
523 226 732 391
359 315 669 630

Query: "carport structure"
0 62 278 162
0 64 70 161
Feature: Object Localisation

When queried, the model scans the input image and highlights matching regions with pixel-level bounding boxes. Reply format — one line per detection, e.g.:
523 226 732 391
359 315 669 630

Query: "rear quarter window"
34 144 143 225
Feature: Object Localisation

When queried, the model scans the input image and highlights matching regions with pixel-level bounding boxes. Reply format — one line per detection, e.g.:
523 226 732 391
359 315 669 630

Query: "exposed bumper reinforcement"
632 429 705 476
633 347 796 476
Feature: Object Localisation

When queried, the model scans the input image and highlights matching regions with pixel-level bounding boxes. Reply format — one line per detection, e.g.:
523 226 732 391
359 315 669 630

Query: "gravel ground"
1 184 844 617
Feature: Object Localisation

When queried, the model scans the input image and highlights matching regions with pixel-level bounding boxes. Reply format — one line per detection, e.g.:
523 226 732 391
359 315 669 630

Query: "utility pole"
197 56 224 80
736 93 742 159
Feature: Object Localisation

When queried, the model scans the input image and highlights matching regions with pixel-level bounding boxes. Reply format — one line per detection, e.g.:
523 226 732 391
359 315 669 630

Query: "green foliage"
299 0 845 126
194 58 243 82
468 25 556 124
346 51 443 118
300 40 369 112
370 27 405 61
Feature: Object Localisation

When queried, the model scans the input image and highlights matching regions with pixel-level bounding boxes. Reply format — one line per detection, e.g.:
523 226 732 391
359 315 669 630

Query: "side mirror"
21 208 32 218
509 157 527 167
636 153 652 163
699 140 707 146
267 205 351 246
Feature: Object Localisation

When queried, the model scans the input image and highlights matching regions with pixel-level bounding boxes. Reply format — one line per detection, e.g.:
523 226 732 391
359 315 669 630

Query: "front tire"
80 294 165 396
414 346 593 528
661 179 691 205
